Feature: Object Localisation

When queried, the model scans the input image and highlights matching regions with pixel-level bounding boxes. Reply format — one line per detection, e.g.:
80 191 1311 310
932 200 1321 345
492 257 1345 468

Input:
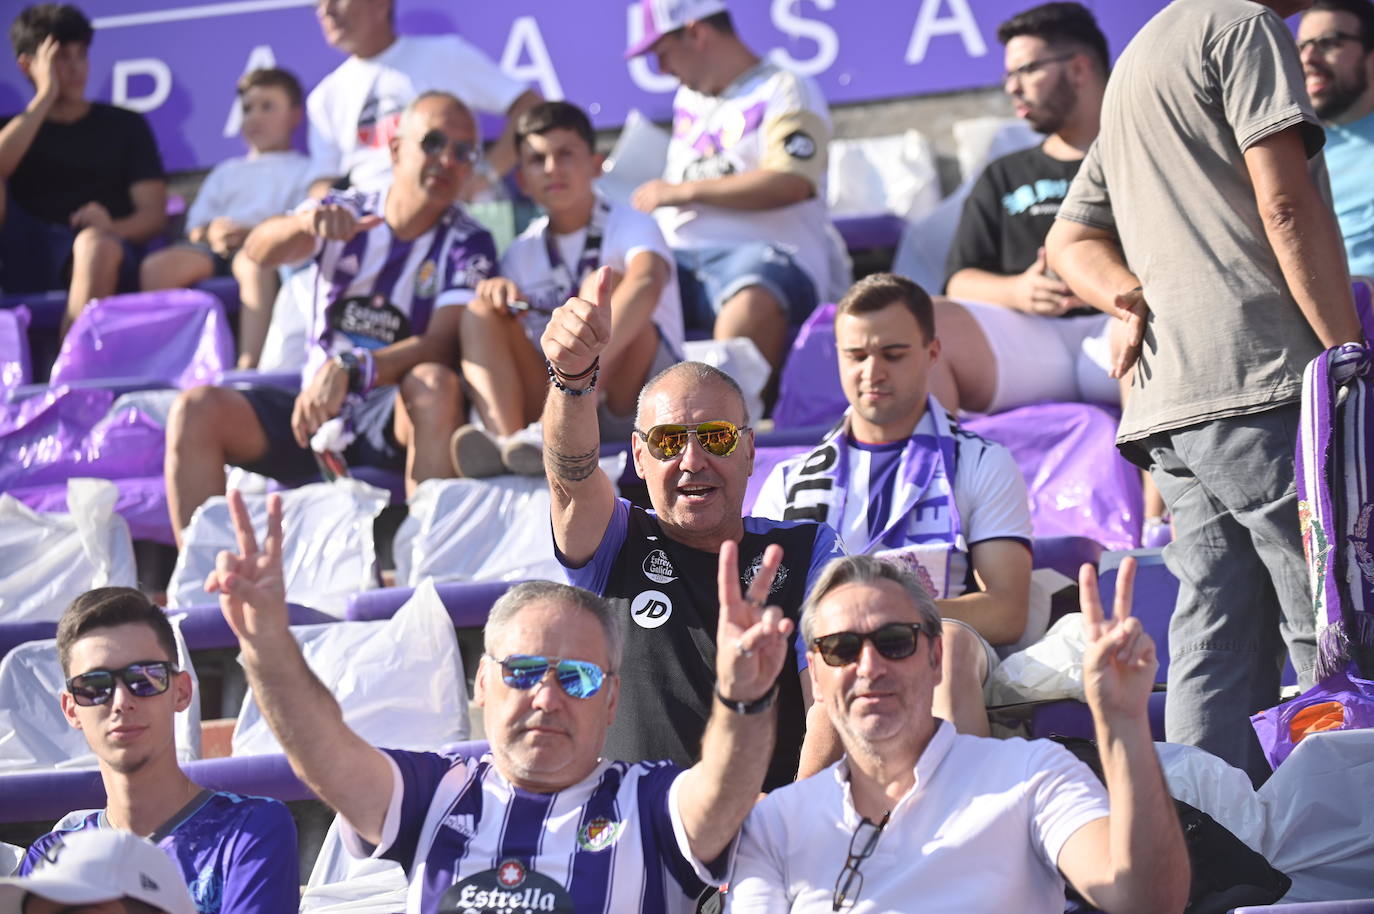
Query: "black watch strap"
714 682 779 715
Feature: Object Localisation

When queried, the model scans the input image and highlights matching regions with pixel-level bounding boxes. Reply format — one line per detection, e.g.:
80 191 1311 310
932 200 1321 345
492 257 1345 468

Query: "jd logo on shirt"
630 590 673 629
642 549 677 584
440 861 573 913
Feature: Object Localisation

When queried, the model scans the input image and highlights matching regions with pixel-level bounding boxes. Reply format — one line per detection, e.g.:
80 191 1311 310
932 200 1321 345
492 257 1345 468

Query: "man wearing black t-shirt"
0 4 166 334
932 3 1113 418
540 268 843 791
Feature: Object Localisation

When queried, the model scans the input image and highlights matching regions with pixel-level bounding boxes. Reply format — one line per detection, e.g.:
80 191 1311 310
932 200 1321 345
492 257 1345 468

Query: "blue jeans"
675 243 819 331
1143 402 1314 785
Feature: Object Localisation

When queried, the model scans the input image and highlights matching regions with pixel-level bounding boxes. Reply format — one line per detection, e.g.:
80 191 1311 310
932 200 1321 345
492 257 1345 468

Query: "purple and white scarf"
1297 342 1374 680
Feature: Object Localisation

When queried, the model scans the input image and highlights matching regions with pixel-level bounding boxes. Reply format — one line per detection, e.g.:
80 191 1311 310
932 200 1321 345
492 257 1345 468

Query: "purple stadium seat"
0 290 66 332
1025 692 1167 742
8 475 172 545
0 305 31 393
195 275 242 314
1030 535 1103 581
346 580 516 628
50 289 233 390
772 303 844 430
833 213 905 253
1234 903 1374 913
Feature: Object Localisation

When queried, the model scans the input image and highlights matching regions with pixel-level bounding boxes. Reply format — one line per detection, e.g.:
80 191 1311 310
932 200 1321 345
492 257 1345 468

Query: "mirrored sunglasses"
811 623 934 667
634 420 749 460
489 654 608 699
66 661 176 706
419 129 479 164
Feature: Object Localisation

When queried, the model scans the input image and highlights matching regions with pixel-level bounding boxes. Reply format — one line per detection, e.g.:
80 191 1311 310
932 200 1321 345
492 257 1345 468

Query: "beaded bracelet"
547 359 599 396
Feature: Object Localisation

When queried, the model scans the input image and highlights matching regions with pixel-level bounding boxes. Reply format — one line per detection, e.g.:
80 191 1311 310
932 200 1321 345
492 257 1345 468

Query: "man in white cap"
0 828 196 914
626 0 833 377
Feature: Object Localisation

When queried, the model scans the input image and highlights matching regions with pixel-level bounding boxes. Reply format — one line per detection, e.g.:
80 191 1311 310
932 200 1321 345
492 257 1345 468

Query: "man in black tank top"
540 269 843 790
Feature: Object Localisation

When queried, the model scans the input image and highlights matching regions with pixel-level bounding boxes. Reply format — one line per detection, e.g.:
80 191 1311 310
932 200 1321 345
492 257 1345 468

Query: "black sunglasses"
487 654 610 699
634 420 750 461
811 622 936 667
419 129 479 164
66 661 176 706
832 810 890 910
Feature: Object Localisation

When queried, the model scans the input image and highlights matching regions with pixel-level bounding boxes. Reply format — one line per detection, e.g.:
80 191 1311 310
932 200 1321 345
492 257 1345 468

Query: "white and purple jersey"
298 183 497 383
342 749 723 914
22 791 298 914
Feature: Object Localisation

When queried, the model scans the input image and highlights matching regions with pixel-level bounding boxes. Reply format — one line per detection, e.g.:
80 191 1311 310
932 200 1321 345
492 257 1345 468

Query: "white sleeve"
667 772 737 886
306 86 344 184
339 752 407 860
1027 740 1110 872
607 205 674 270
185 162 229 232
722 805 793 914
957 440 1033 546
436 35 527 114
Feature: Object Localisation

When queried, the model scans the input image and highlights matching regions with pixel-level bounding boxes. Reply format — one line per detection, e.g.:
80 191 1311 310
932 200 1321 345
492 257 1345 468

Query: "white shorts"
958 301 1119 413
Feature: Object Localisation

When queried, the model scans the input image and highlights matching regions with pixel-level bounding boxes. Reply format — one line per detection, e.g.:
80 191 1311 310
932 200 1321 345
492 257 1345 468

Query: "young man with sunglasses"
726 554 1189 913
1298 0 1374 278
17 588 298 914
207 489 793 913
164 91 496 549
755 273 1032 740
449 100 684 477
541 270 844 791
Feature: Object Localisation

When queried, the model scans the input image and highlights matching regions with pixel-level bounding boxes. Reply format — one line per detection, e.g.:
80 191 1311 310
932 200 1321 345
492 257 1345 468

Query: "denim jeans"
1144 402 1313 785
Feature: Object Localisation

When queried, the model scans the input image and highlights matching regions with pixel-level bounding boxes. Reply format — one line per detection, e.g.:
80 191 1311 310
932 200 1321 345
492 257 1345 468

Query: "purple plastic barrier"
772 304 845 430
834 214 905 253
0 390 165 492
0 305 31 392
50 290 233 390
10 475 173 545
1025 692 1167 742
1234 902 1374 913
1030 536 1104 582
1252 666 1374 770
347 580 516 628
967 404 1143 550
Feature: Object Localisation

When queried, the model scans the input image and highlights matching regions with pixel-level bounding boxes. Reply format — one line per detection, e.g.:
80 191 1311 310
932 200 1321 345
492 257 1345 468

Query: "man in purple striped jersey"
208 489 792 913
164 90 496 548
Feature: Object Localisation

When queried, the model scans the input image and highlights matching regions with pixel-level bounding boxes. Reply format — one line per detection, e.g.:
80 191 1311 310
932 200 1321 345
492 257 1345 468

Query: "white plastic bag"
232 579 467 755
0 615 200 771
169 480 388 616
395 454 625 586
1155 741 1266 853
597 108 670 206
683 338 771 426
300 816 410 913
827 131 940 222
986 611 1086 706
0 479 136 622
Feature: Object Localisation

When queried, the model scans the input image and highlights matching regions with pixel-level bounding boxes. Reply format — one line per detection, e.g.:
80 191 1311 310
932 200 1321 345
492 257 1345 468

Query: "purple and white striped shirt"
342 750 723 914
297 184 496 383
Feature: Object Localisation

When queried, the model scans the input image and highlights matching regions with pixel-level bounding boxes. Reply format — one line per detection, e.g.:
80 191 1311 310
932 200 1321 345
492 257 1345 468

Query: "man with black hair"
17 587 297 914
626 0 832 375
450 100 684 477
0 3 167 335
936 2 1117 418
1299 0 1374 277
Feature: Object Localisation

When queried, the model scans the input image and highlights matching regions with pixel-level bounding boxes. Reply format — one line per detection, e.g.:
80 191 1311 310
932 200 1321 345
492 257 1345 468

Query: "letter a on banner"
905 0 987 64
501 16 564 101
224 45 278 138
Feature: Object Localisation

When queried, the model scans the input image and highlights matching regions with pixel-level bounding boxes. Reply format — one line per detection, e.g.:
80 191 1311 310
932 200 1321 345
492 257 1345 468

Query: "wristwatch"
714 683 779 715
332 351 362 393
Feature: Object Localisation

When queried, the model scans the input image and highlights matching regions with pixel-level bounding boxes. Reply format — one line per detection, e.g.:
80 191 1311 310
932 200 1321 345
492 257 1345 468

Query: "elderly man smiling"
207 487 795 913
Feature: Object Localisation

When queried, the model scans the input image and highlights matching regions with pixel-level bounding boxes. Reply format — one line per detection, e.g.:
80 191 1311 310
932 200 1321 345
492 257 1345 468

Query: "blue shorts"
0 196 142 294
236 384 405 482
180 241 234 277
675 243 818 331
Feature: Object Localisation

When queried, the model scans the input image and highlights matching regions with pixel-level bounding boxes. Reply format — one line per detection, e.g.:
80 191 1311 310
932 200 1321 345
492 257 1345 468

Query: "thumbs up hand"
541 265 616 381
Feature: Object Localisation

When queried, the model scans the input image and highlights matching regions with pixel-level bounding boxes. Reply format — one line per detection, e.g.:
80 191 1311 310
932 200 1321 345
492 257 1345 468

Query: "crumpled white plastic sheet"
986 611 1087 707
300 816 410 913
232 579 467 756
1156 741 1267 852
827 130 940 223
0 479 136 622
168 480 389 616
0 614 200 771
394 454 625 586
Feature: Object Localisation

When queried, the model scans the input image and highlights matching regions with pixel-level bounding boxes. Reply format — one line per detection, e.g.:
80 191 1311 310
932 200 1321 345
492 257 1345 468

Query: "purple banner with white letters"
0 1 1168 173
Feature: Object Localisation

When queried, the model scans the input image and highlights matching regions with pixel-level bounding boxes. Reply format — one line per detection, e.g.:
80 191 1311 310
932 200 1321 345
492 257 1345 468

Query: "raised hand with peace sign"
714 540 793 707
1078 556 1157 722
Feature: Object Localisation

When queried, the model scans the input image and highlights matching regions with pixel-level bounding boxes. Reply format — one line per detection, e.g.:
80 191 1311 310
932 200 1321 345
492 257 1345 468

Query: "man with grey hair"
540 267 844 790
207 488 794 913
164 90 497 549
727 554 1190 912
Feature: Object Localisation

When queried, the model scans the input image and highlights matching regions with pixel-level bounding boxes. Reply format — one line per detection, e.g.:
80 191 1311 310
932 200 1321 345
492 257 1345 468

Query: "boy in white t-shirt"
140 68 311 368
450 101 684 477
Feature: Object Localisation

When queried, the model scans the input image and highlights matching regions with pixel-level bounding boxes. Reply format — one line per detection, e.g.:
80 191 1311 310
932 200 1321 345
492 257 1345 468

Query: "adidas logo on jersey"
442 813 476 837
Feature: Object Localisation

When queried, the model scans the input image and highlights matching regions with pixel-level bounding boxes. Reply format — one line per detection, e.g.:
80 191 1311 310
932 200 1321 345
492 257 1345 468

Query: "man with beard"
931 3 1120 417
1299 0 1374 277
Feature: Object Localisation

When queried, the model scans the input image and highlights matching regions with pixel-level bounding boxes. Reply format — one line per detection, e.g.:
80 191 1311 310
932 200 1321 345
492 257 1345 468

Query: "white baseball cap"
625 0 729 59
0 829 196 914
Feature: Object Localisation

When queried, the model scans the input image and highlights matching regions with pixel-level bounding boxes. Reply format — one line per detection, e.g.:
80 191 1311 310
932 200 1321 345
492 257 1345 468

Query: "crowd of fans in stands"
2 0 1372 910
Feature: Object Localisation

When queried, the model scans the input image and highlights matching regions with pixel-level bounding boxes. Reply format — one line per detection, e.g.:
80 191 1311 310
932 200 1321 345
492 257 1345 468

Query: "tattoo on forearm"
546 445 599 481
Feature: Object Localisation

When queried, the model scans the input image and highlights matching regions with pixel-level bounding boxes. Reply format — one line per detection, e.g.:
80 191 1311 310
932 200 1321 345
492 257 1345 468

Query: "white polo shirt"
725 721 1109 913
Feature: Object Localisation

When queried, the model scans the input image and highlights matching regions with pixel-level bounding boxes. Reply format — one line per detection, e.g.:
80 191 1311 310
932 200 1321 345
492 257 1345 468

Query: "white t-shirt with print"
306 34 526 190
500 199 685 356
658 60 832 296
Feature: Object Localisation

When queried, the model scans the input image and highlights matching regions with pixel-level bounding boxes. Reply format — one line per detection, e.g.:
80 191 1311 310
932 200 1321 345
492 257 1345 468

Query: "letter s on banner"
626 2 678 94
769 0 838 78
905 0 987 65
113 57 171 113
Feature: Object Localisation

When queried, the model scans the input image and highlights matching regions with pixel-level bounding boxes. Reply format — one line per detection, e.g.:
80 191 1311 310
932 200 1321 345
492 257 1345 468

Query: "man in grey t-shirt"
1046 0 1363 783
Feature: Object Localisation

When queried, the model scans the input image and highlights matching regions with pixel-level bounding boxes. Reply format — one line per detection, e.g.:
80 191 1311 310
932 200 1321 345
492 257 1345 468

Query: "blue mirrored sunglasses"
487 654 609 699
